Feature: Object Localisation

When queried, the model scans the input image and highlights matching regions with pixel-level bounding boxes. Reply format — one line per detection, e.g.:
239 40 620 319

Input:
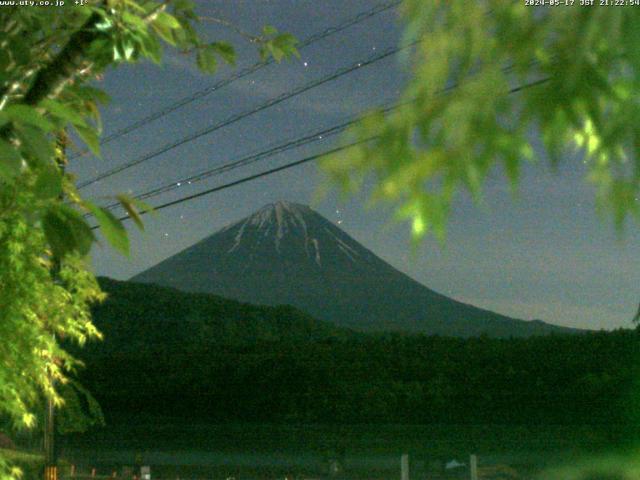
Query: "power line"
77 4 532 192
81 56 541 195
91 76 551 230
89 137 375 230
94 66 547 213
94 107 395 213
77 42 411 190
69 0 401 161
96 126 344 212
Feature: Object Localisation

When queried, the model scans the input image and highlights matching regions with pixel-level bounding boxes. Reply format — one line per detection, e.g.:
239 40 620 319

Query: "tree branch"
22 12 104 107
198 15 261 43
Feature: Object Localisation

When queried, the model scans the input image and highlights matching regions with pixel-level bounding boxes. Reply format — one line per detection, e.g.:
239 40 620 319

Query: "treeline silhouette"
77 278 640 432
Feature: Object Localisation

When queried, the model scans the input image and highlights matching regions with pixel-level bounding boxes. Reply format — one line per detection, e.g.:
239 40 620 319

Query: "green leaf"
124 0 147 13
42 205 95 258
623 13 640 71
141 34 163 63
95 15 114 32
196 49 217 73
41 99 87 128
15 124 55 166
0 111 10 129
8 38 30 66
34 165 63 199
121 39 136 61
262 25 278 36
57 380 105 434
5 105 54 132
209 42 236 65
151 19 177 46
174 0 196 11
265 42 284 62
74 125 101 157
0 138 23 181
155 11 181 30
0 46 11 70
85 202 129 255
75 86 111 105
259 45 269 62
116 193 152 230
112 42 123 62
122 10 147 30
272 33 300 58
85 38 114 67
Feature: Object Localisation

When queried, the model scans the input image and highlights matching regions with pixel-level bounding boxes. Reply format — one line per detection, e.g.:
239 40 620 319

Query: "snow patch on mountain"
228 220 248 253
323 227 360 261
310 238 321 266
220 201 369 267
227 201 321 256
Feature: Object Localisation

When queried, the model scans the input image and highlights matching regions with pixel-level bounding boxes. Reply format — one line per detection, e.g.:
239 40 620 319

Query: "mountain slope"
87 277 352 355
132 201 578 337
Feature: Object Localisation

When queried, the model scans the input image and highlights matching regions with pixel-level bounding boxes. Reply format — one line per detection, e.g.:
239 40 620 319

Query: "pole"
400 454 409 480
44 391 56 480
469 454 478 480
44 132 68 480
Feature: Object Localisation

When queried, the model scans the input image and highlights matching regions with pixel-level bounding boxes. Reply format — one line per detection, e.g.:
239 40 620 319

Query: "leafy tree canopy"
0 2 297 477
323 2 640 239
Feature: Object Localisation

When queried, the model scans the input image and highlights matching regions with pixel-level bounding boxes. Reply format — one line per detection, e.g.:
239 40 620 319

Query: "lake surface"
58 422 632 479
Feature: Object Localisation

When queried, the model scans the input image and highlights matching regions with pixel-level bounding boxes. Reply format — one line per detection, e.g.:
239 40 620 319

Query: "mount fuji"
131 201 578 337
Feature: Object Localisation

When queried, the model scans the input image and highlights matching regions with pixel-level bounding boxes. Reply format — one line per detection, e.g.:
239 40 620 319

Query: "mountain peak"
131 203 580 337
262 200 310 212
253 201 312 231
229 200 318 254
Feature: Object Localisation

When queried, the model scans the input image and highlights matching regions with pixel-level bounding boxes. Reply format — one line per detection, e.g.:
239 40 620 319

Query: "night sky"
71 0 640 331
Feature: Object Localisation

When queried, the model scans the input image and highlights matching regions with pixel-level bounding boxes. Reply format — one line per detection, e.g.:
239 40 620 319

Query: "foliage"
0 3 297 478
52 380 105 435
83 277 351 353
80 279 639 436
322 2 640 239
0 448 41 480
0 204 103 427
0 448 73 480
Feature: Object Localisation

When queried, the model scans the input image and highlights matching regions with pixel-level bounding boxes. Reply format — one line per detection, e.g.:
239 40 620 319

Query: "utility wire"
89 137 375 230
90 76 550 230
78 42 411 190
96 123 348 212
94 105 402 213
95 65 546 213
69 0 402 161
78 2 539 191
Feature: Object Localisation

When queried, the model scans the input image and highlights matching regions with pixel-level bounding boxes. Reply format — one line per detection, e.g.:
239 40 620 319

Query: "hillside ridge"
131 201 581 338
